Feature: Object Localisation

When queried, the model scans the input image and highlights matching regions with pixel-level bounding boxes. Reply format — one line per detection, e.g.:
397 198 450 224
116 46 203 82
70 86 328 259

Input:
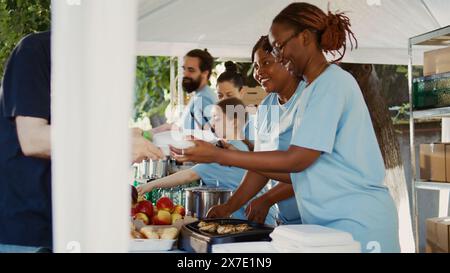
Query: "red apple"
134 212 150 225
135 200 154 219
173 205 185 217
131 205 138 217
152 210 172 225
156 197 174 213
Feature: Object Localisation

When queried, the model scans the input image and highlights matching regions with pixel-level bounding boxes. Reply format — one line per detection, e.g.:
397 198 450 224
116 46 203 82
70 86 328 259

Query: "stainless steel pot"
150 159 167 178
184 187 233 219
140 157 170 179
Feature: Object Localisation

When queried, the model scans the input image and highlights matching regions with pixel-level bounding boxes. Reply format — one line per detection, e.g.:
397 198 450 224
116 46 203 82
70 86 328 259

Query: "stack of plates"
211 225 361 253
270 225 361 253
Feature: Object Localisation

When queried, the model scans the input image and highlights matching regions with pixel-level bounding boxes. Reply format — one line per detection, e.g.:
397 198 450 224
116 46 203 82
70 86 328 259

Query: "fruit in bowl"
173 205 186 216
135 200 154 219
156 197 174 213
134 212 150 225
152 210 172 225
171 213 183 223
131 195 189 227
131 206 139 217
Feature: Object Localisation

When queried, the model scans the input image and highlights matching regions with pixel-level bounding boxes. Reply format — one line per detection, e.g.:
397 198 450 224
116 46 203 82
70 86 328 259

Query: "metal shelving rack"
408 25 450 253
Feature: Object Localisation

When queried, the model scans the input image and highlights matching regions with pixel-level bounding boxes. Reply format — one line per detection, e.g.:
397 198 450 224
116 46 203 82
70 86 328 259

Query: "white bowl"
129 238 176 252
170 140 195 150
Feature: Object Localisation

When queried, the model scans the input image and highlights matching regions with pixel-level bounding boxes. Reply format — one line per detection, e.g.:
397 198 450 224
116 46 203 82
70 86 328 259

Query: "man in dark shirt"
0 32 52 252
0 32 163 252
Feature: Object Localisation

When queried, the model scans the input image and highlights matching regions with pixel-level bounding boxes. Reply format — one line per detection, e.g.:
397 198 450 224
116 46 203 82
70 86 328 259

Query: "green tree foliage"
374 64 422 107
0 0 51 77
134 56 171 125
0 1 171 125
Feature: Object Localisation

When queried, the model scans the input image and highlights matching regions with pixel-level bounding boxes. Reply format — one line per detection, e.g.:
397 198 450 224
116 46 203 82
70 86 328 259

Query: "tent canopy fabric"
137 0 450 65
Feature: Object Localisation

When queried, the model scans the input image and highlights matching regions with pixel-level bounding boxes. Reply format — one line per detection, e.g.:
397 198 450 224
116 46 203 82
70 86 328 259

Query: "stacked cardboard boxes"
426 217 450 253
419 143 450 182
424 47 450 76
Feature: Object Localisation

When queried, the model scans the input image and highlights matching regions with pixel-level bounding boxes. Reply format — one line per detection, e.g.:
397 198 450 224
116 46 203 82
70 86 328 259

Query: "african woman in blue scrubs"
171 2 400 253
196 36 304 226
215 59 302 225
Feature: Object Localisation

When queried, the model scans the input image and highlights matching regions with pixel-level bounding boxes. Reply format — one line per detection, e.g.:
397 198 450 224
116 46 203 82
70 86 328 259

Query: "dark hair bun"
217 61 244 91
224 61 238 73
273 2 357 63
320 12 347 52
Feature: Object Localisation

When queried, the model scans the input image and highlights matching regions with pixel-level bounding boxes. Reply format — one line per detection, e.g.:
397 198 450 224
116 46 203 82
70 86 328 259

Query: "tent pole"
170 57 176 108
51 0 136 252
408 39 419 253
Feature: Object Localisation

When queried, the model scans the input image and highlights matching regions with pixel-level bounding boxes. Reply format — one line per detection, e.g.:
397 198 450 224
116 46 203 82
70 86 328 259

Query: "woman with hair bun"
172 2 400 253
216 61 245 100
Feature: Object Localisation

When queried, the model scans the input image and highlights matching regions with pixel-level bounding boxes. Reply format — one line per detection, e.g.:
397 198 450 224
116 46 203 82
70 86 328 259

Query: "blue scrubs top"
180 85 217 131
191 140 278 226
243 114 256 142
254 81 307 225
290 64 400 253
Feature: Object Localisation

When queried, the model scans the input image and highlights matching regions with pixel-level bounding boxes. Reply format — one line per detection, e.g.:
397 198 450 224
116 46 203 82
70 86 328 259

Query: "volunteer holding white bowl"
138 97 278 225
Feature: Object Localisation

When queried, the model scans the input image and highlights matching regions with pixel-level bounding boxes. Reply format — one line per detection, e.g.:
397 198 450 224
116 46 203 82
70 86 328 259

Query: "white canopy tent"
137 0 450 65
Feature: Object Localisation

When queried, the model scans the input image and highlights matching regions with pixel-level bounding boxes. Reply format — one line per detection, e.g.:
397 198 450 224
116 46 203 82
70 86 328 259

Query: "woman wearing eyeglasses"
171 2 400 253
208 36 305 226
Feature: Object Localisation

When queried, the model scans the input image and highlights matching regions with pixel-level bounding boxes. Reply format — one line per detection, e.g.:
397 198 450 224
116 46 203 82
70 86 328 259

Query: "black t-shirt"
0 32 52 248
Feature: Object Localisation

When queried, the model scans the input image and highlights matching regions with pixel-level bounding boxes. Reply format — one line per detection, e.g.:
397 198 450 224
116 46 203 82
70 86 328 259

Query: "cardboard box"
419 143 448 182
424 47 450 76
241 86 267 106
447 145 450 182
426 217 450 253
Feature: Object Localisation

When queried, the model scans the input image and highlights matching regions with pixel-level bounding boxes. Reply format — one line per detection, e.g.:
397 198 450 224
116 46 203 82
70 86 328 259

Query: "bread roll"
160 227 179 240
140 226 160 239
130 230 145 239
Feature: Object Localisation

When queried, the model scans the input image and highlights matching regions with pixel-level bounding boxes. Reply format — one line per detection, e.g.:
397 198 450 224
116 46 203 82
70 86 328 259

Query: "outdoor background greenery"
0 0 51 77
134 56 171 126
